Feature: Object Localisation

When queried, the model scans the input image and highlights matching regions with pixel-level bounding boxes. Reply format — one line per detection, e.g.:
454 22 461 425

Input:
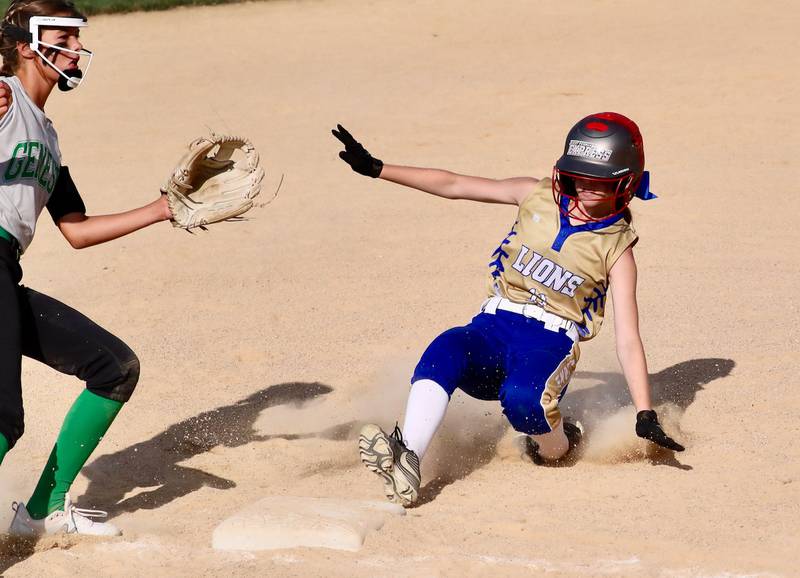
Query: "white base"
212 497 405 552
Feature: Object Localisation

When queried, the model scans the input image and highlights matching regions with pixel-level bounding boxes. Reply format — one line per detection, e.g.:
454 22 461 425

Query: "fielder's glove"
636 410 685 452
332 124 383 178
161 134 265 230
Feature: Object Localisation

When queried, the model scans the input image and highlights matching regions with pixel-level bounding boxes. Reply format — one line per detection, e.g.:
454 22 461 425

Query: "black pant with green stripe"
0 238 140 450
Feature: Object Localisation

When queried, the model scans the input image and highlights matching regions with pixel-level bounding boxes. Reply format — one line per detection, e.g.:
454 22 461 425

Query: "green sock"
26 390 123 519
0 433 9 466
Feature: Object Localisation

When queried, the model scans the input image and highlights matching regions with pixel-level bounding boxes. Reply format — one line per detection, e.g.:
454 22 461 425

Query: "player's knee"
412 327 475 396
87 349 140 403
503 408 548 435
500 386 549 435
411 366 458 396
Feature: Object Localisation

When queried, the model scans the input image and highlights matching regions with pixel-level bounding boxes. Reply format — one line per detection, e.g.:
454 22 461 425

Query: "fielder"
333 113 684 506
0 0 261 537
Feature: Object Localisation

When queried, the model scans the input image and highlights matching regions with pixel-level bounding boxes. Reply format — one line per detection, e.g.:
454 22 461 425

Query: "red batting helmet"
552 112 645 222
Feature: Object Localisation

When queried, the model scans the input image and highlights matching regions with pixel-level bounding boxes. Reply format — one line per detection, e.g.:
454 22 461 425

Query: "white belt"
480 296 579 342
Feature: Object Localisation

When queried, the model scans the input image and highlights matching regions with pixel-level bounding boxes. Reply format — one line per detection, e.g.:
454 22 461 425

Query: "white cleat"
359 423 421 507
9 495 121 537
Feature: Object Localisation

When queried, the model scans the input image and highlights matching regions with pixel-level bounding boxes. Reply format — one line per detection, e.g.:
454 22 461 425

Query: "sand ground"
0 0 798 575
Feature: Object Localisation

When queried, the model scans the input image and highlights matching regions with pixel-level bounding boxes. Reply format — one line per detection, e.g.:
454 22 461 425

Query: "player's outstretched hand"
635 410 685 451
0 81 13 120
332 124 383 178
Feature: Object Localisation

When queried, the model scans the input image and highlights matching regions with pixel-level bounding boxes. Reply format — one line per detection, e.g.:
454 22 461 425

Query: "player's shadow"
561 357 735 469
563 357 735 419
79 381 332 517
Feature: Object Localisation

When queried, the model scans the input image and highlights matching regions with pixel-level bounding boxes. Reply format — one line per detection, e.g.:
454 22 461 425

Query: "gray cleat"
359 423 421 507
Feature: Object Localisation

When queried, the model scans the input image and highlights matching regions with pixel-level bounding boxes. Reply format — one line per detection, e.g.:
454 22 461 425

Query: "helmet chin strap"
632 171 656 200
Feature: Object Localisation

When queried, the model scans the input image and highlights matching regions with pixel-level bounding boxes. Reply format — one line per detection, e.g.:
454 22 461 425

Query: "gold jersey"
487 178 637 340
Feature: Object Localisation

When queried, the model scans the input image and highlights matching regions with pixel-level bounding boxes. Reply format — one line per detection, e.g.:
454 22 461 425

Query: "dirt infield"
1 0 797 575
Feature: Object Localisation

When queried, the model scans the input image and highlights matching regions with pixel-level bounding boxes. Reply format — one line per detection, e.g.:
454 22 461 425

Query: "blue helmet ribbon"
633 171 656 200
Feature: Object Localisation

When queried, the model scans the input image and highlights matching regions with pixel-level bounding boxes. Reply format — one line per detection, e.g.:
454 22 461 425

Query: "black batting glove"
636 410 685 452
332 124 384 178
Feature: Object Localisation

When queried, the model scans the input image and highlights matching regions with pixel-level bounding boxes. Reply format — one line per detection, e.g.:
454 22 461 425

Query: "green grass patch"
0 0 259 16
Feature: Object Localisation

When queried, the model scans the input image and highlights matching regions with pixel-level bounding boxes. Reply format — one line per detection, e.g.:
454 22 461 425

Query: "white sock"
531 420 569 461
401 379 450 460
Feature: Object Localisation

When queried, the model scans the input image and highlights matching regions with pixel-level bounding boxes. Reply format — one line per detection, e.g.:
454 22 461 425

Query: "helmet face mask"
553 112 644 223
552 168 636 222
1 16 92 91
29 16 92 91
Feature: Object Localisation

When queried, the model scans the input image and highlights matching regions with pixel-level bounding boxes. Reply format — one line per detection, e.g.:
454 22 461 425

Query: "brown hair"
0 0 85 76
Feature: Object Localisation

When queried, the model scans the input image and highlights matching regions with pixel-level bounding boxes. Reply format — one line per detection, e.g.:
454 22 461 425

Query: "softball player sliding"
0 0 173 535
333 113 684 506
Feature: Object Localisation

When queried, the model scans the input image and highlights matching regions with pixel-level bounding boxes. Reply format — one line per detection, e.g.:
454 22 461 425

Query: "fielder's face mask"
4 16 92 91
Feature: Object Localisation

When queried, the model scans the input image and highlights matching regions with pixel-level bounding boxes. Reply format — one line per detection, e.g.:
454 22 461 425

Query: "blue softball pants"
411 309 580 435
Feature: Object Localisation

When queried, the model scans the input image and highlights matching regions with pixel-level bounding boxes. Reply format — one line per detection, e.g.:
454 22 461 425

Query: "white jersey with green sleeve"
0 75 62 252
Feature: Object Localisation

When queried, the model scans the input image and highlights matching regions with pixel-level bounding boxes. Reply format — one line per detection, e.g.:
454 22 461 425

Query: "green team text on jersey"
3 140 59 194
